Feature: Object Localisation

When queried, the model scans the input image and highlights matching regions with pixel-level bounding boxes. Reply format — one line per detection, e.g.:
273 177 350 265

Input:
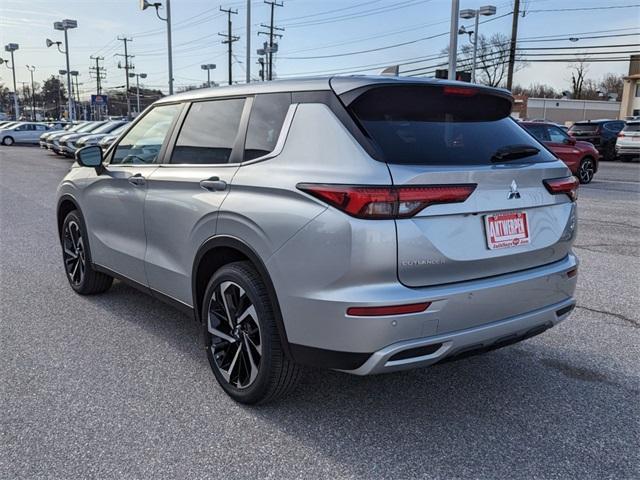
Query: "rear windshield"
569 124 598 133
623 123 640 132
347 85 555 165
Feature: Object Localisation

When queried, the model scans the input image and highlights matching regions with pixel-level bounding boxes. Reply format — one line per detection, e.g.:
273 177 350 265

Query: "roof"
155 75 511 104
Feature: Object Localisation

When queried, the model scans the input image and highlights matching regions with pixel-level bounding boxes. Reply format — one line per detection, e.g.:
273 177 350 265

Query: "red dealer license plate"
485 211 530 250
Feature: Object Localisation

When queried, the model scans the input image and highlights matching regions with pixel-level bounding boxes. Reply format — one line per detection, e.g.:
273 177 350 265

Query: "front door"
81 103 183 284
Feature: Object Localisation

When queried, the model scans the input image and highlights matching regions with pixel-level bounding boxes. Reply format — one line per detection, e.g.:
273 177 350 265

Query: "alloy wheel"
62 220 86 286
207 281 262 389
579 159 594 183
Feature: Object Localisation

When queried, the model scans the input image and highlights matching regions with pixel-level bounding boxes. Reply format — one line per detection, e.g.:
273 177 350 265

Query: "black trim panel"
289 343 371 370
93 264 195 320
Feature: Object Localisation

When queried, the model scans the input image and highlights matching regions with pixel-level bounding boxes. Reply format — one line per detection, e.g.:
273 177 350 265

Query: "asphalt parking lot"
1 146 638 479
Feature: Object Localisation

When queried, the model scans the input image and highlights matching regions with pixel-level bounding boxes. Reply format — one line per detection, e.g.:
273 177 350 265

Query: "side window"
525 124 549 142
171 98 245 164
244 92 291 161
112 104 181 165
547 126 567 143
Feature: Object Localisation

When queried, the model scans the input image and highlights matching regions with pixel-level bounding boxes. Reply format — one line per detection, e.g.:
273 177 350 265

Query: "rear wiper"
490 144 540 163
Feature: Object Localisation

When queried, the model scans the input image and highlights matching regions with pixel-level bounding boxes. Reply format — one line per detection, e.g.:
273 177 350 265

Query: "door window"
112 104 181 165
523 124 549 142
547 126 568 143
170 98 245 164
244 93 291 161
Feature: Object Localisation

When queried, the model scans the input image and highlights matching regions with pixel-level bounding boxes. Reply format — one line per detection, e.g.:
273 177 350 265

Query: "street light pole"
129 72 147 115
448 0 460 80
460 6 496 84
140 0 174 95
26 65 36 120
201 64 216 87
4 44 20 119
63 29 73 120
246 0 251 83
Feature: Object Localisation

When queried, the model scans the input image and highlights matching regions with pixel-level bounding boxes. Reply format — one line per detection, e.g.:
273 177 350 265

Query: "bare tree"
512 83 560 98
599 73 624 100
459 33 526 87
570 60 589 99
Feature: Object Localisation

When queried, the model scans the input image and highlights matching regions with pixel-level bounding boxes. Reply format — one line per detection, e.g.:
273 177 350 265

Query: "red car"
521 121 599 184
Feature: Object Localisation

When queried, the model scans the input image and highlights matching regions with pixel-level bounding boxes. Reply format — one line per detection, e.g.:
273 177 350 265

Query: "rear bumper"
287 254 578 372
615 144 640 157
343 298 575 375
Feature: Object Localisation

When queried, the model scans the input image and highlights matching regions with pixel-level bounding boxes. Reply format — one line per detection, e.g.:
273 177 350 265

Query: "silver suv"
57 77 579 404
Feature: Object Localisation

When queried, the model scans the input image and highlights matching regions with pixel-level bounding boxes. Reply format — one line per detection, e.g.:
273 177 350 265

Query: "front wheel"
61 210 113 294
2 136 14 146
578 157 595 184
203 261 301 404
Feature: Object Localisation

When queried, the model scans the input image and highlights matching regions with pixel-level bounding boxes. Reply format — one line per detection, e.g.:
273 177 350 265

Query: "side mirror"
564 137 576 146
76 145 104 173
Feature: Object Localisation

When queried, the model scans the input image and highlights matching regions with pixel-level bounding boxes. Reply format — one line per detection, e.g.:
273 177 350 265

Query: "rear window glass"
348 85 555 165
569 124 598 133
622 123 640 132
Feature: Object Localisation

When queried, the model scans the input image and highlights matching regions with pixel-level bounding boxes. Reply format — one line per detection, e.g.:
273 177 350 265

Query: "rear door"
545 125 581 171
342 83 575 287
143 96 249 305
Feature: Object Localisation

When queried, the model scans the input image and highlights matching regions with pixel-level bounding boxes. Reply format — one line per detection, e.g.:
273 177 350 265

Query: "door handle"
200 176 227 191
128 173 146 186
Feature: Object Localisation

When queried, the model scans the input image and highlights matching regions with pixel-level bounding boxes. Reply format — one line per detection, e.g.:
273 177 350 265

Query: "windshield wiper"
490 145 540 163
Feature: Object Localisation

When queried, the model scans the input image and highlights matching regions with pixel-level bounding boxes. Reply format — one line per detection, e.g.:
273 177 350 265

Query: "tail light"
443 86 477 97
618 132 625 138
544 176 579 202
297 184 477 219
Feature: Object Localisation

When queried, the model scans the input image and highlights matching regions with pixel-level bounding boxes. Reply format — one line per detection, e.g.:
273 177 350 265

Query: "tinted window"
112 104 181 165
171 98 245 164
604 121 624 132
348 85 554 165
244 93 291 161
523 124 549 142
569 123 598 133
548 126 568 143
623 123 640 132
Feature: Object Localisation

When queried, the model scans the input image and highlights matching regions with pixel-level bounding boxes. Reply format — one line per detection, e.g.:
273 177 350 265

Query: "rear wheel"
203 261 301 404
577 157 595 184
2 136 14 146
61 210 113 294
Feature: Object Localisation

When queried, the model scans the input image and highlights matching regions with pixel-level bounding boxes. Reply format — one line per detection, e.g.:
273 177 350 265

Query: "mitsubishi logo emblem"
508 180 521 200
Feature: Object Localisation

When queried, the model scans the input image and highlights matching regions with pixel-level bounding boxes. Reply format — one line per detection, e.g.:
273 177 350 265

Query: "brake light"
544 176 579 202
297 184 477 219
347 302 431 316
618 132 625 138
443 86 477 96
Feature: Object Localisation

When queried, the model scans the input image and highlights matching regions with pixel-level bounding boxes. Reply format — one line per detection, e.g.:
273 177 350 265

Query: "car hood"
575 140 598 151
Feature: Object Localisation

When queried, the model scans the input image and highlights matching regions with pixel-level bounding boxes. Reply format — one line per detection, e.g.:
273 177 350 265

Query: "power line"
527 4 640 13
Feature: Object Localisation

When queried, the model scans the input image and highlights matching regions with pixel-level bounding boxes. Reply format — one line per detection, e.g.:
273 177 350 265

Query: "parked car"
568 119 625 161
50 121 107 154
58 77 578 404
61 120 128 157
0 122 51 145
521 121 599 183
97 123 129 152
40 122 86 149
615 120 640 162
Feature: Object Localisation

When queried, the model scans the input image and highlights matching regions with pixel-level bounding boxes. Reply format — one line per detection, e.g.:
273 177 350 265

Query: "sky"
1 0 639 99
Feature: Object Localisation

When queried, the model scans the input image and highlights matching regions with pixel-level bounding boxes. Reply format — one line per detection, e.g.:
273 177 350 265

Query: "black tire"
2 136 14 146
61 210 113 295
203 261 301 404
577 156 595 184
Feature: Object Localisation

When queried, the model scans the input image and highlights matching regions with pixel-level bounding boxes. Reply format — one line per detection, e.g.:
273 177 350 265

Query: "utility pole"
259 1 283 81
257 57 265 81
506 0 520 90
90 56 105 94
448 0 460 80
245 0 251 83
116 36 134 119
90 55 106 120
219 7 239 86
